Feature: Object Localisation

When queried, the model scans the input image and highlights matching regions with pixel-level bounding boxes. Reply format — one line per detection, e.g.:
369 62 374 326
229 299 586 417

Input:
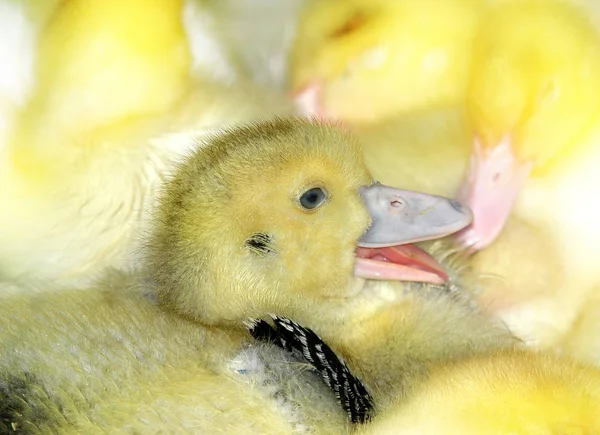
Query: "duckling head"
456 0 600 251
289 0 484 124
146 118 472 328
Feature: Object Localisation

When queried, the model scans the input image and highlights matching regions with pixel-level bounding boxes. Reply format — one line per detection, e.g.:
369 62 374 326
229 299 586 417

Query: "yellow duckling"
2 119 600 433
457 0 600 251
0 0 292 289
288 0 486 123
358 349 600 434
453 0 600 350
0 119 472 432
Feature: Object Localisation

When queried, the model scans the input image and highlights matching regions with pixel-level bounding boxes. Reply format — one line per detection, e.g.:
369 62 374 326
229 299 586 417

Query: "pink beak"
454 136 532 252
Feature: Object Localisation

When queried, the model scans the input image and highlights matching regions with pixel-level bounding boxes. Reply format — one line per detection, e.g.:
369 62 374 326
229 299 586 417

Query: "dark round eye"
299 187 327 210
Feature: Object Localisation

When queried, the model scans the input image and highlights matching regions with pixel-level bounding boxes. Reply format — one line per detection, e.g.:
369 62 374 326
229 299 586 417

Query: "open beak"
454 136 532 252
354 182 473 284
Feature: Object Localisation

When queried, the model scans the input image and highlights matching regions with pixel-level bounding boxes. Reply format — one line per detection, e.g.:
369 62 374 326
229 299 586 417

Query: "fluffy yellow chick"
2 119 599 433
451 0 600 350
0 119 476 432
288 0 486 123
457 0 600 251
0 277 352 434
358 349 600 435
0 0 293 289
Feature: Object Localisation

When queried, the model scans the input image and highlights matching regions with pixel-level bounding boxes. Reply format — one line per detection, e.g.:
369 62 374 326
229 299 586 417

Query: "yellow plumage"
317 0 600 360
2 1 600 431
355 107 471 197
0 0 293 289
2 120 600 433
456 0 600 355
0 274 348 434
289 0 486 122
360 349 600 434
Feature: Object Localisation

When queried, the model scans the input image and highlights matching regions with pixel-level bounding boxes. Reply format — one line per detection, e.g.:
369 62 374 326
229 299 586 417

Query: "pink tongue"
354 245 449 284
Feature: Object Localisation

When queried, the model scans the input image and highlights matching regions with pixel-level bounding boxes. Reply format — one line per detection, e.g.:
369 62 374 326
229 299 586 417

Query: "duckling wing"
0 277 349 433
248 316 374 424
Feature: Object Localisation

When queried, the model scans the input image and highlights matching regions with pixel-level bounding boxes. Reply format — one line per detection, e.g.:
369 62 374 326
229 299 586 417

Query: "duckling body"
2 119 600 433
0 274 349 434
0 0 293 289
358 349 600 435
0 274 510 434
0 119 470 433
454 0 600 353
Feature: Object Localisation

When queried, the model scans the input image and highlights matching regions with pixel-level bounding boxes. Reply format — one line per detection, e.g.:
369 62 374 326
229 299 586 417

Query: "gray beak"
358 183 473 248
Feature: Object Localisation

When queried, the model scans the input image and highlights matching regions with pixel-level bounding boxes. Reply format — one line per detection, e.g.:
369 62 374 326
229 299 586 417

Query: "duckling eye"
299 187 327 210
